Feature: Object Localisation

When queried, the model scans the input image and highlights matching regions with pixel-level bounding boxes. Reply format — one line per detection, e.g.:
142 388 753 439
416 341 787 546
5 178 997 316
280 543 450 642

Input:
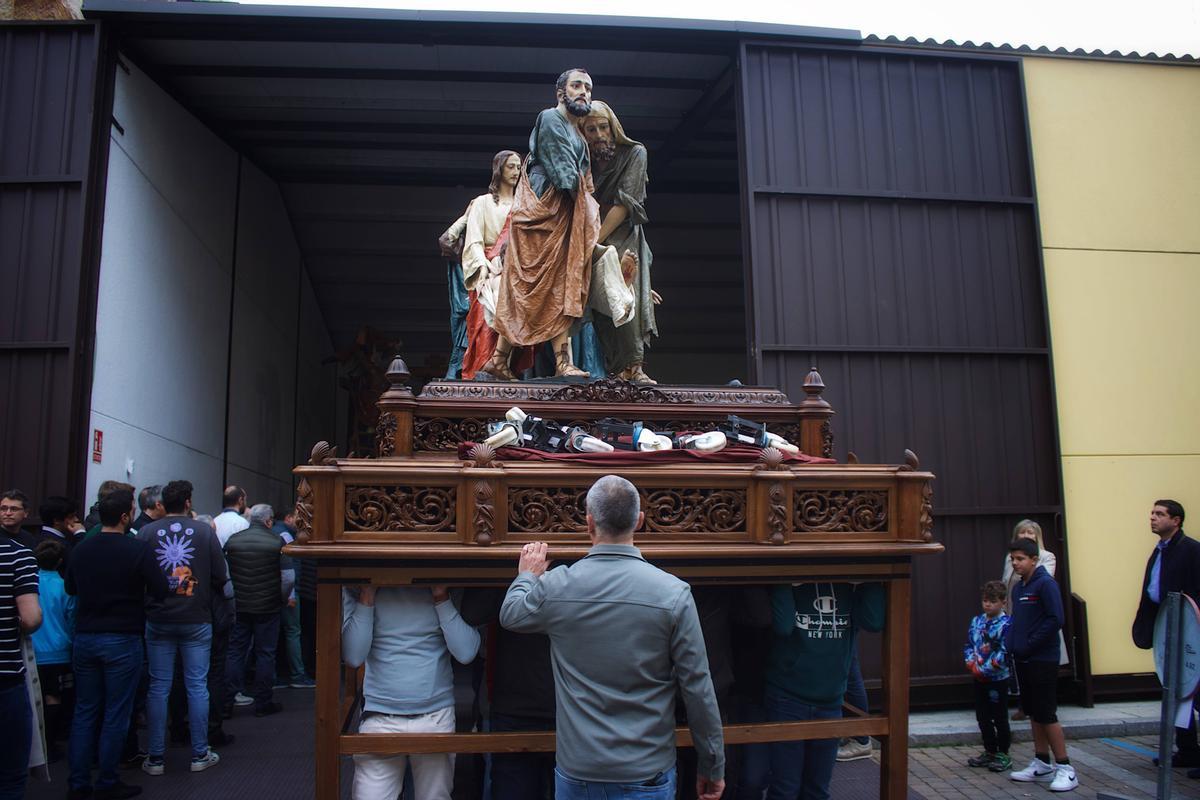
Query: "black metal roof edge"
83 0 861 43
863 34 1198 65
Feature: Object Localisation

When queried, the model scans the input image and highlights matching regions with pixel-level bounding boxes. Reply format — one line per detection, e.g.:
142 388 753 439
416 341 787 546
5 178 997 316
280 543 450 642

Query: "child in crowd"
32 539 76 762
1005 537 1078 792
964 580 1011 772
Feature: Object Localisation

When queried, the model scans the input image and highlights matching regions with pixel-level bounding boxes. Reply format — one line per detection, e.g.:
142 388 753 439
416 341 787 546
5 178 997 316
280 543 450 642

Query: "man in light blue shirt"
342 583 479 800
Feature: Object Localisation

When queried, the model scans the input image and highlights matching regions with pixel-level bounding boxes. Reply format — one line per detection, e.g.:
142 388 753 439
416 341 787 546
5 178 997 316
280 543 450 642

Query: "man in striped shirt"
0 532 42 798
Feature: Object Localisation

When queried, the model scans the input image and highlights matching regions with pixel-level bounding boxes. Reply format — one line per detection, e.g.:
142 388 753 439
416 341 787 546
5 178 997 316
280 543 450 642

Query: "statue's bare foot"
620 250 639 287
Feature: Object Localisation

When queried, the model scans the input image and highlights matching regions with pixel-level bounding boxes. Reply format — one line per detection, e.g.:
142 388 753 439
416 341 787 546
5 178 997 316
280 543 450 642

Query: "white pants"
352 705 456 800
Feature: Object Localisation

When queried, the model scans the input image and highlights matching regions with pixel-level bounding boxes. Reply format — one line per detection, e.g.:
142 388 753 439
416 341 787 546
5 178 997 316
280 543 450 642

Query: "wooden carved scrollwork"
920 482 934 542
473 481 495 545
509 488 588 533
310 441 338 465
820 420 834 459
414 417 490 451
345 486 457 532
642 489 746 532
794 490 888 532
547 378 676 403
375 413 397 457
766 482 787 545
294 478 313 544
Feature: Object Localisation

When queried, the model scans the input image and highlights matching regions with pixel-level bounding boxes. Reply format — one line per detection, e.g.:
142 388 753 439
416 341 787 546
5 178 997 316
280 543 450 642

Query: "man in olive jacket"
224 504 293 717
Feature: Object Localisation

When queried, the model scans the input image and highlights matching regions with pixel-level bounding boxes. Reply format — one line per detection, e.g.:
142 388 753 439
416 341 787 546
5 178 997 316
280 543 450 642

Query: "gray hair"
195 514 215 527
138 484 163 511
248 503 274 527
1012 518 1045 550
586 475 640 538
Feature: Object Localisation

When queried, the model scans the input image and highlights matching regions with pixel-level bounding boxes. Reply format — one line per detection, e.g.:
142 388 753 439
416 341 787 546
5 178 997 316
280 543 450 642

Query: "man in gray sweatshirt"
342 582 479 799
500 474 725 800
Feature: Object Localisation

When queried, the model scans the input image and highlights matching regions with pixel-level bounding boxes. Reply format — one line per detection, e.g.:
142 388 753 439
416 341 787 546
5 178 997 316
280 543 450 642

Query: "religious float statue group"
287 66 942 800
441 68 660 384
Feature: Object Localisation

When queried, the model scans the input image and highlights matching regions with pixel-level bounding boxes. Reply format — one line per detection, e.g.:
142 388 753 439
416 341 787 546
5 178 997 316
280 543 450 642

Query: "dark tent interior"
90 3 851 386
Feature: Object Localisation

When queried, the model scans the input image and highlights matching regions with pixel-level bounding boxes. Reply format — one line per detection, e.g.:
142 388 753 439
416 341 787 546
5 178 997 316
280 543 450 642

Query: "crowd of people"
0 480 315 799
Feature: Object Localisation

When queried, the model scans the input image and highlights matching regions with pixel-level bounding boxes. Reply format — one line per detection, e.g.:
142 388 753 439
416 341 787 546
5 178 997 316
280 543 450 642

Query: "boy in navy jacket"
1004 536 1077 792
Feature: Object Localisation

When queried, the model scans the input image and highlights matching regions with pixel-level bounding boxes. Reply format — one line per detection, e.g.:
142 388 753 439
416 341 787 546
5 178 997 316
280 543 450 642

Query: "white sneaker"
1011 757 1055 782
233 692 254 706
836 738 873 761
191 748 220 772
1049 764 1078 792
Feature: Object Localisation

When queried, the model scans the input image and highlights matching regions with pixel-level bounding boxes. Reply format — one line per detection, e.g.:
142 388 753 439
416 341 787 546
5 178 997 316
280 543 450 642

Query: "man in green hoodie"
765 581 885 800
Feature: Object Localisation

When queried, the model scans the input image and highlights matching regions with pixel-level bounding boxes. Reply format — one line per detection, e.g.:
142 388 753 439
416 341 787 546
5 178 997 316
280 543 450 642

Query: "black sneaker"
254 701 283 718
967 751 996 768
208 728 236 747
93 782 143 800
1155 751 1200 768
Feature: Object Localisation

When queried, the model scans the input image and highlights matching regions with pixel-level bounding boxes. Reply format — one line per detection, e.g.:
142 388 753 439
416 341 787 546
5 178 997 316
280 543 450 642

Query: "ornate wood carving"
642 489 746 532
294 477 314 544
794 490 888 532
508 488 588 533
920 482 934 542
375 413 397 457
414 416 490 451
310 441 338 466
757 447 786 471
507 486 747 534
766 482 787 545
821 420 834 459
418 379 794 406
548 378 676 403
473 481 495 545
466 443 497 468
345 486 457 532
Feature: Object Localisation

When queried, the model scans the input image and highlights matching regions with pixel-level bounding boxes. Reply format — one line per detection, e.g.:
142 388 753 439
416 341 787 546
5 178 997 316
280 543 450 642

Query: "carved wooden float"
289 358 940 800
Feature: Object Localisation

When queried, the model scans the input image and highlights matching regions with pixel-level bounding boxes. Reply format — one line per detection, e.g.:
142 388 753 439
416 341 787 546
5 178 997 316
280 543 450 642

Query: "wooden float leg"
316 579 342 800
880 577 912 800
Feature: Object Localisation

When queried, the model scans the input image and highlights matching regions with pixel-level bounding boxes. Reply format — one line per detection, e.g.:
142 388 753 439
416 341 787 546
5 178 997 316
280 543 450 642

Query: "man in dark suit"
1133 499 1200 771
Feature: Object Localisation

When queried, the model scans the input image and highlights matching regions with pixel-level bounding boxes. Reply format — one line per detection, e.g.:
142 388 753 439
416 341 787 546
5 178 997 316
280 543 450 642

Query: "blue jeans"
226 611 279 710
146 621 212 757
69 633 143 790
765 691 841 800
279 603 306 682
732 698 770 800
554 765 675 799
0 679 32 800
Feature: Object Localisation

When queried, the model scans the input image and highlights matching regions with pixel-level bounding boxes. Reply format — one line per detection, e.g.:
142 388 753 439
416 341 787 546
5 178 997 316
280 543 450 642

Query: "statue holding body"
487 68 636 380
581 101 661 383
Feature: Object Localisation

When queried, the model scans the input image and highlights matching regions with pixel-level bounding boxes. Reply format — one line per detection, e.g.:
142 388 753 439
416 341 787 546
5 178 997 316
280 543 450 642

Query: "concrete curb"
910 718 1160 747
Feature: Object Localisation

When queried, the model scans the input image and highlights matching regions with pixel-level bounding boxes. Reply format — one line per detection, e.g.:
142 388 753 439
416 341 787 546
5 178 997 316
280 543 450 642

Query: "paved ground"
26 694 1185 800
908 735 1200 800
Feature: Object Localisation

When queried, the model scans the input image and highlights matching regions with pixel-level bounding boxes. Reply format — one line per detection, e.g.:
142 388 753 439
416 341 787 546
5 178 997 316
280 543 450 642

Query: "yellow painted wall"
1025 57 1200 676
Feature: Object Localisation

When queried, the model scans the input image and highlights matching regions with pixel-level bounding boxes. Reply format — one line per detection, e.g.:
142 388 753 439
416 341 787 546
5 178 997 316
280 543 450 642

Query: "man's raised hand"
519 542 550 577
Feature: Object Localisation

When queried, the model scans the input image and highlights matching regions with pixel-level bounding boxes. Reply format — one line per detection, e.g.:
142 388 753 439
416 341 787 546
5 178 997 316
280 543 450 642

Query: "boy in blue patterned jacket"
964 580 1012 771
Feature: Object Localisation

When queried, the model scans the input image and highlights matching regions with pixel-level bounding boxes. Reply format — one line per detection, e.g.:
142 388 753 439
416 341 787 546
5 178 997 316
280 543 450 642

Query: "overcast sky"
242 0 1199 58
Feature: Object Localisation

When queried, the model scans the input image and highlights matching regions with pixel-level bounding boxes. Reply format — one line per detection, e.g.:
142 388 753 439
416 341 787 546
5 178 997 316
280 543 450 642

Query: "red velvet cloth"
457 442 834 465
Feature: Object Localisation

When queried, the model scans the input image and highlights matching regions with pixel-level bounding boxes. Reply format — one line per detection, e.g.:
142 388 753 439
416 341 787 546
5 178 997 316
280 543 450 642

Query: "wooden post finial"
386 355 411 388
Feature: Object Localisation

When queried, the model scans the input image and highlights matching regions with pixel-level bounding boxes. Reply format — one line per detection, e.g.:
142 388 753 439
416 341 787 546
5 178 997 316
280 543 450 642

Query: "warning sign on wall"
92 430 103 463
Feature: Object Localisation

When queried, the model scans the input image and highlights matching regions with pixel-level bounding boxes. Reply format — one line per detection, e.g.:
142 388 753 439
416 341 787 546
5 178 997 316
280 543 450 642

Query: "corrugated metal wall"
738 42 1063 686
0 23 108 504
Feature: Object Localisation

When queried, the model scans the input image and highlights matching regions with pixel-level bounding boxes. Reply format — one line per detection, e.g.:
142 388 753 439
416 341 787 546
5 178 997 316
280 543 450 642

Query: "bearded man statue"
581 100 660 383
486 68 636 380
